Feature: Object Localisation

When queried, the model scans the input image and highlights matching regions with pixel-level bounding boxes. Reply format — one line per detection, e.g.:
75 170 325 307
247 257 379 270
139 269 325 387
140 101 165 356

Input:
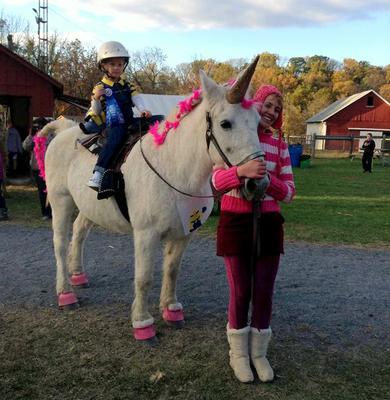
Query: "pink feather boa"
148 88 255 146
148 89 202 146
33 134 47 180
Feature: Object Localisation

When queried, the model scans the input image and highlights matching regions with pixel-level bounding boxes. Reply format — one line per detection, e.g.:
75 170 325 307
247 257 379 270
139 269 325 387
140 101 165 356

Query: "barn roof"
0 44 63 93
306 90 390 123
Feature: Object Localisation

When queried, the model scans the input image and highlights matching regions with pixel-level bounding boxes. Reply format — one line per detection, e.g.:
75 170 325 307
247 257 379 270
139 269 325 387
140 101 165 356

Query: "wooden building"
0 44 63 139
306 90 390 152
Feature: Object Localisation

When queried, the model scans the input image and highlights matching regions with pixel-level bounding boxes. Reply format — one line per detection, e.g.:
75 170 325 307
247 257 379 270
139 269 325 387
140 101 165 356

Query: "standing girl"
212 85 295 383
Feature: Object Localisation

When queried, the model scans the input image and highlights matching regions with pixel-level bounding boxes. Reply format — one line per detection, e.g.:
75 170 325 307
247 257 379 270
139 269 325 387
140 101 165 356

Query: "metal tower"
33 0 49 73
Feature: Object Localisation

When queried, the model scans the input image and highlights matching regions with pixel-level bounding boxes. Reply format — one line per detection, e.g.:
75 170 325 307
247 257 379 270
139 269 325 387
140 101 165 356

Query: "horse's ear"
199 70 223 106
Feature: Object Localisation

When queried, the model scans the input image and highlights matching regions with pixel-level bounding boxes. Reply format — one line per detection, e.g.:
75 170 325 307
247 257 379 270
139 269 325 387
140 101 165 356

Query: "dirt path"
1 224 389 349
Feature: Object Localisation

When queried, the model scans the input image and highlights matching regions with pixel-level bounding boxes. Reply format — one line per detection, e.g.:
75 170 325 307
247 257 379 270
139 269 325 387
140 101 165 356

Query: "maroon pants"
224 254 280 330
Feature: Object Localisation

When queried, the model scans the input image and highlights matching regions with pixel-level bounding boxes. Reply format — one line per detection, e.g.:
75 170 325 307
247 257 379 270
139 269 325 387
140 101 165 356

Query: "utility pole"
0 18 6 46
32 1 49 73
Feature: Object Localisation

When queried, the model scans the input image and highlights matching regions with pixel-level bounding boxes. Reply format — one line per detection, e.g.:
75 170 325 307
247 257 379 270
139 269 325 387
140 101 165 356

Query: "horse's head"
199 56 261 167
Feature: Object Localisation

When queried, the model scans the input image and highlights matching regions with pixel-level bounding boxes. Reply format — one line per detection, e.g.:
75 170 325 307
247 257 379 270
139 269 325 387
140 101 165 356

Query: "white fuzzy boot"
250 327 274 382
226 325 254 383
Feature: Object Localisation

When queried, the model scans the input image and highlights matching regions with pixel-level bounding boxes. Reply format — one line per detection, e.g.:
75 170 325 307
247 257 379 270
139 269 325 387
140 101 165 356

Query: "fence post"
349 135 354 157
311 134 316 158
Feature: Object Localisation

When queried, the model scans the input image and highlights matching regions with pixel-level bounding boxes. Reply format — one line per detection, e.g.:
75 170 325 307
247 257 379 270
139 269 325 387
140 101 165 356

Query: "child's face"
258 94 282 129
102 58 126 80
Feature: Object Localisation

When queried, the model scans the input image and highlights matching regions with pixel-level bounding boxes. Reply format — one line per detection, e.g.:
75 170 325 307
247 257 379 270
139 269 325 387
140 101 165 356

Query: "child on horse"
212 84 295 383
81 41 152 191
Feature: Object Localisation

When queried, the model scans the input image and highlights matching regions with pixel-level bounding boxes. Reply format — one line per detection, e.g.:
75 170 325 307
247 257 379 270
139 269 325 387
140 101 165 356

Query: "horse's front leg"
160 237 189 328
132 229 159 343
67 213 93 288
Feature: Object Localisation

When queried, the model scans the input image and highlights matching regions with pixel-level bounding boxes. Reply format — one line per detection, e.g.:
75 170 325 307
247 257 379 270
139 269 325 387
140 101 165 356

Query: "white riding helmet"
97 41 129 70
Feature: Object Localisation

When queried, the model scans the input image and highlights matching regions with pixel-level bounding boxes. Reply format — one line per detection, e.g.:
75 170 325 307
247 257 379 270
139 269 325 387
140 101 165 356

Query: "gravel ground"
0 224 389 349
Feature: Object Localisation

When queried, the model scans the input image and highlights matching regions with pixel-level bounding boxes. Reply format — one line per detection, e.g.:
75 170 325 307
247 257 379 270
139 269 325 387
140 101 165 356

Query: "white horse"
39 57 261 343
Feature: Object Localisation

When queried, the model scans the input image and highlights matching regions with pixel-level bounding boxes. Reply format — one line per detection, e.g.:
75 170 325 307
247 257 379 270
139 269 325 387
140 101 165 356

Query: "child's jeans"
224 255 280 330
82 119 104 135
95 125 128 172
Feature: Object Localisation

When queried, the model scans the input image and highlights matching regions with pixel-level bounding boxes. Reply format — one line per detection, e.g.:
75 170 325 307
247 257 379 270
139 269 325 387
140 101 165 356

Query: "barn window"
367 96 374 107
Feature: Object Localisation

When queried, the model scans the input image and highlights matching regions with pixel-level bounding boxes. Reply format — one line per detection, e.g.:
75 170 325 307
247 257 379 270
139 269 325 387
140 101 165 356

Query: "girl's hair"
253 84 284 174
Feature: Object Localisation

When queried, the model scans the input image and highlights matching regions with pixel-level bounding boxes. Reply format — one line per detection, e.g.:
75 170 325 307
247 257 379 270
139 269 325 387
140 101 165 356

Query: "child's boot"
0 208 9 221
87 170 103 191
250 327 274 382
226 325 254 383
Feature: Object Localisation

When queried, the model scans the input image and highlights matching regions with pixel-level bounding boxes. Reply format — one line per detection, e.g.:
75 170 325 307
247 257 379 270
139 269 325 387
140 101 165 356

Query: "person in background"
23 117 52 220
0 149 8 221
212 84 295 383
361 133 375 173
6 120 22 177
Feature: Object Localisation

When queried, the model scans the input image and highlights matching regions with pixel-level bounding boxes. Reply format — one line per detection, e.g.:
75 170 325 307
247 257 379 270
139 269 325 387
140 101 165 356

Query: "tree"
126 47 175 94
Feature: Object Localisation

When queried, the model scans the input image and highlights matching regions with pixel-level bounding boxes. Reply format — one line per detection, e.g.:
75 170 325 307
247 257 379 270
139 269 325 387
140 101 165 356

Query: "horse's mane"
149 90 203 146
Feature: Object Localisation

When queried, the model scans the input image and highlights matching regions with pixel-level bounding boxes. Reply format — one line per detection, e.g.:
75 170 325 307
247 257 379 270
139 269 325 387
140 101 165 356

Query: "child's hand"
237 159 267 179
93 87 106 100
141 110 152 118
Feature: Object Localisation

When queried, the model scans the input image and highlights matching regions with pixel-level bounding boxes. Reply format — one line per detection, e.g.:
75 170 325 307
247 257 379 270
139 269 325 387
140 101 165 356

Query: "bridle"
139 112 264 199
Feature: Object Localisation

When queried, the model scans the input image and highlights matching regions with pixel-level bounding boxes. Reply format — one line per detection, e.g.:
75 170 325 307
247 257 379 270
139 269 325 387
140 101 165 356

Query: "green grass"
202 158 390 248
3 184 49 227
282 158 390 247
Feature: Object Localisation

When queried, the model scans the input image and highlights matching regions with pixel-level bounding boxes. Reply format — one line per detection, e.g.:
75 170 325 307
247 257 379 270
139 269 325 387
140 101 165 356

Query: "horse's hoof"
58 291 79 310
70 273 89 288
163 307 185 328
134 323 157 343
165 319 185 329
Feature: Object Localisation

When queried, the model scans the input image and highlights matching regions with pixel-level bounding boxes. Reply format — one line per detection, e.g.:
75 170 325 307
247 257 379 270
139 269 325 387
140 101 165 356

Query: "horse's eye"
220 120 232 130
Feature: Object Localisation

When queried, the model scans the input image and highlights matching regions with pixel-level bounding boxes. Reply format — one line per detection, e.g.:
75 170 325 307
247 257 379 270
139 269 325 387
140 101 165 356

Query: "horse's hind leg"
131 229 159 343
67 213 93 288
160 237 189 328
51 194 78 309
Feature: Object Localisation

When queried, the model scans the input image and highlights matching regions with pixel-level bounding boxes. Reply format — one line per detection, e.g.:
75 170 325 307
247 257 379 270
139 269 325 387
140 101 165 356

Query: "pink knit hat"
253 84 283 130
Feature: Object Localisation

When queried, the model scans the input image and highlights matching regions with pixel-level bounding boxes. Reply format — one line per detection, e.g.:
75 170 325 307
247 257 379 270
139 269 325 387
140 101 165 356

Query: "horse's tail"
35 117 77 181
38 117 76 138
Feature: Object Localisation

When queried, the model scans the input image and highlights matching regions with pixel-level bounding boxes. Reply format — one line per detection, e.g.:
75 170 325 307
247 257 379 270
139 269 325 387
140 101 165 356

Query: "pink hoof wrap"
70 273 89 286
134 324 156 341
163 308 184 322
58 291 78 307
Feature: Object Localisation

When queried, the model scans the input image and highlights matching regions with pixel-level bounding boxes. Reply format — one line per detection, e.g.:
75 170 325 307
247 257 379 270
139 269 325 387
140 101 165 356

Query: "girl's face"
102 58 125 80
258 94 282 129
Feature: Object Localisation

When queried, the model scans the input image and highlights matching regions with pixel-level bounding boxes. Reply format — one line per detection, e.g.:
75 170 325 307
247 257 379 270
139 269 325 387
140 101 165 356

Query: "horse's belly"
68 159 132 234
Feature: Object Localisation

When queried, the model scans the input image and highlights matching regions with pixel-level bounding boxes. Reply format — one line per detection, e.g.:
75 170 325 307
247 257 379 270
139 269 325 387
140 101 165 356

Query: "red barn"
306 90 390 152
0 44 63 139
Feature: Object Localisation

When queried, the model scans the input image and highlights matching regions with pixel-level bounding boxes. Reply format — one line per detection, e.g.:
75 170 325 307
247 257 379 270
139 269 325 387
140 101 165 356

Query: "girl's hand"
237 159 267 179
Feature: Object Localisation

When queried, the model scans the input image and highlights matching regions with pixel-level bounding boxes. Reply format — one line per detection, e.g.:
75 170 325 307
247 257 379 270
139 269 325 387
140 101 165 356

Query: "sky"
2 0 390 68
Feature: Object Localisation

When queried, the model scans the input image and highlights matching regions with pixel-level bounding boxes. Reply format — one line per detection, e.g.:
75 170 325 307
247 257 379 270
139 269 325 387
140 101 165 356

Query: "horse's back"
45 123 131 233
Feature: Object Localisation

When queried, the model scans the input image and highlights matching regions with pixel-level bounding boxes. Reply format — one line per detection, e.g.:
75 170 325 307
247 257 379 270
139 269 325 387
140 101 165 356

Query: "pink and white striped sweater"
212 132 295 214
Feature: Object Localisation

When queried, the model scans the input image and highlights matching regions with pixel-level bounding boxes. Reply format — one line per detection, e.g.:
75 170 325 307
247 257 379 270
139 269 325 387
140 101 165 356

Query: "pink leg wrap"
163 308 184 322
134 324 156 341
70 273 89 286
58 291 78 307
